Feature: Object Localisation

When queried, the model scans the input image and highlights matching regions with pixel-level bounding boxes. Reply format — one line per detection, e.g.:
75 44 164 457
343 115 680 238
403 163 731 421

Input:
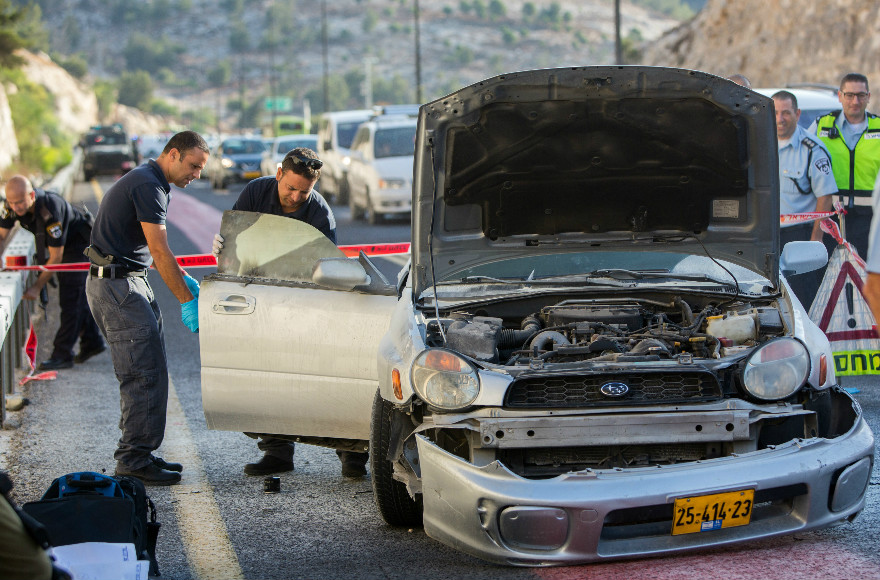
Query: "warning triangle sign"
809 244 880 375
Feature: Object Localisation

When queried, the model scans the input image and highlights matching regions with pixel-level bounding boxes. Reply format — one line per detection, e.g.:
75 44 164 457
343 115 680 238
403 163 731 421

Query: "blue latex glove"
181 298 199 332
183 274 200 299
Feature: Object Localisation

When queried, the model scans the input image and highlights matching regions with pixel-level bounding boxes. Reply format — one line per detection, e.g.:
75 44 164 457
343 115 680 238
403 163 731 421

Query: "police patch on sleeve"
0 204 8 220
46 222 63 239
814 156 832 175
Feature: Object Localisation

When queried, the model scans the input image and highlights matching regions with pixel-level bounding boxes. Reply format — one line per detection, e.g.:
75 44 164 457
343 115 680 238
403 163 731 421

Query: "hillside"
34 0 686 129
644 0 880 87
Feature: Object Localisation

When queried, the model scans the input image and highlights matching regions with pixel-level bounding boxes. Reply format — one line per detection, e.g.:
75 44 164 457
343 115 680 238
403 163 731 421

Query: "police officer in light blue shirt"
773 91 837 308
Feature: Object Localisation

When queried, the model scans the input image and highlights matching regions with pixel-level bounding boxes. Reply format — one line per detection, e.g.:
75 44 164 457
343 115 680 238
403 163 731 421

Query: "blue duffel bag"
22 471 161 576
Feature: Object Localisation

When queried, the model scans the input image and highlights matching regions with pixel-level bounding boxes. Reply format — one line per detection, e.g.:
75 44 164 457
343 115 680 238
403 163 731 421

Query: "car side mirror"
311 254 396 296
780 240 828 277
312 258 369 290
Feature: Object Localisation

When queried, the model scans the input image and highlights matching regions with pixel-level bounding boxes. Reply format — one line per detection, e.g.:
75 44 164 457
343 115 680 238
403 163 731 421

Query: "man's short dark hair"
840 73 869 92
163 130 209 156
771 90 798 110
280 147 322 180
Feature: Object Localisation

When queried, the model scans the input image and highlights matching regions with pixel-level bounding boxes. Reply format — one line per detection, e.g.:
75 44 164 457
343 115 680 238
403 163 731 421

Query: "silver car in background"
346 116 416 224
200 66 874 566
260 134 319 177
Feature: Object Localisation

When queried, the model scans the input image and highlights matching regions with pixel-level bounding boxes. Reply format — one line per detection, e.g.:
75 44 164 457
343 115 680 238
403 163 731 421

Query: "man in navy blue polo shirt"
86 130 209 486
0 175 106 371
213 147 369 479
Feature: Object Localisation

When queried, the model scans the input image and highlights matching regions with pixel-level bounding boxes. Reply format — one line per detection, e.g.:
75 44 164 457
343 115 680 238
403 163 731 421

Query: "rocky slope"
643 0 880 88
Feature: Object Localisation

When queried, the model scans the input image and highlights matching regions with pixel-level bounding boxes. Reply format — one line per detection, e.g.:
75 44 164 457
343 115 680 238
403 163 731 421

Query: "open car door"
199 211 400 446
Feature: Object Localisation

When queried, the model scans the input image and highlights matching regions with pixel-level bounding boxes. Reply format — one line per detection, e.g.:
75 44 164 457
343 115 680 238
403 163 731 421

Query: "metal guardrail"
0 149 82 426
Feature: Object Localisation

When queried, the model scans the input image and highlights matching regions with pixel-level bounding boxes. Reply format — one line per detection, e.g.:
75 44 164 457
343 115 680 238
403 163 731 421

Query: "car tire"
367 194 382 225
83 170 94 182
349 193 365 220
337 176 350 205
370 390 423 527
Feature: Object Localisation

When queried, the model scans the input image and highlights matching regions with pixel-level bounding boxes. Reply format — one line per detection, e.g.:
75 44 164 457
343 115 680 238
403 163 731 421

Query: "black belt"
89 264 148 279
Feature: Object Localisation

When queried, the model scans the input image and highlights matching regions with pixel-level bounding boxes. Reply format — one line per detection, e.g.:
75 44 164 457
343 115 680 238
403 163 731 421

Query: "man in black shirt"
0 175 106 370
86 131 209 486
213 147 369 478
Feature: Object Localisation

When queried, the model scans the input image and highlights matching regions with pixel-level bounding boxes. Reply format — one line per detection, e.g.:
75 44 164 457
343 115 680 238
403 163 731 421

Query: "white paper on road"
49 542 149 580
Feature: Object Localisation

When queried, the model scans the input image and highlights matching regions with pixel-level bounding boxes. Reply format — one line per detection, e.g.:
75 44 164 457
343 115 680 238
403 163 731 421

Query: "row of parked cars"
198 106 419 224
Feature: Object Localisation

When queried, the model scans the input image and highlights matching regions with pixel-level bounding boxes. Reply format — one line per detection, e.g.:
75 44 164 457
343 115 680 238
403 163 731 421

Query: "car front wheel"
370 390 423 527
349 192 365 220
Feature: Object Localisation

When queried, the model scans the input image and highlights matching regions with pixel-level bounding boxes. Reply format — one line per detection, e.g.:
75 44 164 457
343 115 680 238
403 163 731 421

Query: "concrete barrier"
0 228 35 426
0 148 79 425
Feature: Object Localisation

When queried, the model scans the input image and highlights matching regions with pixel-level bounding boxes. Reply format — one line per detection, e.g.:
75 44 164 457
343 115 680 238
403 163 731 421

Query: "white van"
316 109 373 204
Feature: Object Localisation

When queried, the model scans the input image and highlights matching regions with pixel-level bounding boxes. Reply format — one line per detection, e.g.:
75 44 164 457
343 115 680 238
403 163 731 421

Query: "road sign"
264 97 292 111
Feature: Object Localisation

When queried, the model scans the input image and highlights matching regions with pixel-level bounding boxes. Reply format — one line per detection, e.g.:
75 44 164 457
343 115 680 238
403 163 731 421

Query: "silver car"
200 66 874 566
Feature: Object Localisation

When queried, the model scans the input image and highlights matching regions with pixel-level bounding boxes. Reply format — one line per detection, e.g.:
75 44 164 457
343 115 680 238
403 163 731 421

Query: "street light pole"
614 0 622 64
414 0 422 103
322 0 330 112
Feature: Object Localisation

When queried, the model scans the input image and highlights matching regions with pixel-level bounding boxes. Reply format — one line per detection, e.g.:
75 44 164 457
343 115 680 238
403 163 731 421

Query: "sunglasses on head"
286 153 323 170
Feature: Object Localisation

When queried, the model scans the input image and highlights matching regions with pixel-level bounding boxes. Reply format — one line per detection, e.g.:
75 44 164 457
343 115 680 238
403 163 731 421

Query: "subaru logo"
600 382 629 397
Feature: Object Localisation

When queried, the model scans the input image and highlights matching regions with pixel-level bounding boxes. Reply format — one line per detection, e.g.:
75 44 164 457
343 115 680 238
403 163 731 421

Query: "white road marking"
163 378 243 580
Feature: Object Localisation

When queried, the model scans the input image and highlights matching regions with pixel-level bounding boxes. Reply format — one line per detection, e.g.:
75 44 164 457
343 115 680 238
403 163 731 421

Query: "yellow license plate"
672 489 754 535
243 171 261 179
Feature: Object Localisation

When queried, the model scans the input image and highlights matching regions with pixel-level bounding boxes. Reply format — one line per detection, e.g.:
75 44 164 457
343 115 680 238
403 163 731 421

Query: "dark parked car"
81 124 138 181
205 137 265 190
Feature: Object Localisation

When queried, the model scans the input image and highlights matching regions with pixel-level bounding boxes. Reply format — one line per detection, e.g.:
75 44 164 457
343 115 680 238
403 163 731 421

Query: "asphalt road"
1 175 878 580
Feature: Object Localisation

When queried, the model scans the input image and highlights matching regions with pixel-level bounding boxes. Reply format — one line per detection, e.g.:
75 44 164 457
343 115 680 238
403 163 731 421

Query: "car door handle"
212 295 256 315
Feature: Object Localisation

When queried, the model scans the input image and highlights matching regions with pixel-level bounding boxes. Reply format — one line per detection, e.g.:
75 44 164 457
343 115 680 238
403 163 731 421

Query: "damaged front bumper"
415 394 874 566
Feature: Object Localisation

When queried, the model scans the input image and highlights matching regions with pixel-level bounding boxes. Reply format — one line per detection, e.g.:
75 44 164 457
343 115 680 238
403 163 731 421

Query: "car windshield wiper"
587 269 738 288
454 274 630 288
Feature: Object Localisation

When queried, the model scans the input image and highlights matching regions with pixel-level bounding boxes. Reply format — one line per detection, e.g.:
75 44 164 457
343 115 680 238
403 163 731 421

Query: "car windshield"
277 138 316 155
87 133 126 145
374 126 415 158
338 121 364 149
223 139 264 154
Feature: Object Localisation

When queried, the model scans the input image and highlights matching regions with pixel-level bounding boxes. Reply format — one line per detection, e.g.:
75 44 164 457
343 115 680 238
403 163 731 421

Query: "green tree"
363 9 378 33
207 61 231 89
0 0 28 68
459 0 471 15
229 21 251 53
472 0 486 19
522 2 536 19
117 70 154 110
93 80 116 119
13 2 48 52
0 67 72 173
488 0 506 20
56 53 88 79
500 26 516 45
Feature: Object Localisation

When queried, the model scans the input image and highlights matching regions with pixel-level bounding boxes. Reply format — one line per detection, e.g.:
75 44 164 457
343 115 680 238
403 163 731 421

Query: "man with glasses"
809 73 880 260
773 91 837 309
212 147 370 478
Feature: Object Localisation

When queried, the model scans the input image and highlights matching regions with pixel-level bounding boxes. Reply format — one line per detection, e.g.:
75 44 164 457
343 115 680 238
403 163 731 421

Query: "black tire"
349 192 365 220
370 390 423 527
367 194 383 225
83 170 94 182
337 176 350 205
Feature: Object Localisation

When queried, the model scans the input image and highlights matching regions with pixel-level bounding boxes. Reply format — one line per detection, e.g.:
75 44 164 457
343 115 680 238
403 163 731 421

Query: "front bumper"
372 188 412 215
417 406 874 566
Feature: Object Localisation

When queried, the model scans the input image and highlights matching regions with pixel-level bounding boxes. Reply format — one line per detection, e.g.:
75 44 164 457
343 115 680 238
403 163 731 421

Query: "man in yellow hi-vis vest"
809 72 880 260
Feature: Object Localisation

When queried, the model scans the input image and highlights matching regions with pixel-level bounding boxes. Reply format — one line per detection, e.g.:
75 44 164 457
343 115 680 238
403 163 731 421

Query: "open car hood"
411 66 779 299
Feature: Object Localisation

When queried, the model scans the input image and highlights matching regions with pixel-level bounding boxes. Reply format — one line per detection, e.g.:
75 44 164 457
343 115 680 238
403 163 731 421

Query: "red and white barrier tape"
1 242 412 273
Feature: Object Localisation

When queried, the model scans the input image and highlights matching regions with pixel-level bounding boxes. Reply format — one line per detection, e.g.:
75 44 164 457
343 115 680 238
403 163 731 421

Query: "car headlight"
741 338 810 401
411 349 480 410
221 158 234 168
